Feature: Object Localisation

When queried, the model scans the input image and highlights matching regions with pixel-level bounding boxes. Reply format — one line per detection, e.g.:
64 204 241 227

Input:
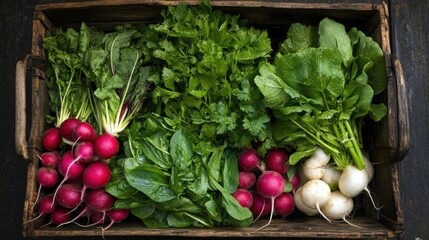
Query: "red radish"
107 209 129 223
91 211 106 224
58 188 116 227
265 149 289 175
49 207 71 225
55 183 83 209
256 171 285 199
274 192 295 217
71 141 95 165
100 209 130 237
38 150 60 168
59 118 80 140
255 170 286 229
25 195 56 224
238 149 262 171
58 142 94 185
94 134 119 159
76 161 112 204
42 127 61 151
72 121 98 142
58 151 85 179
249 191 271 219
289 173 300 193
238 171 256 189
82 161 111 190
37 167 59 188
51 151 86 207
232 189 253 208
33 167 59 206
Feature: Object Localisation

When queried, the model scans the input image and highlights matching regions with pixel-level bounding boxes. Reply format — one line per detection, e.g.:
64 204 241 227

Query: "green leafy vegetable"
255 18 388 170
43 25 94 127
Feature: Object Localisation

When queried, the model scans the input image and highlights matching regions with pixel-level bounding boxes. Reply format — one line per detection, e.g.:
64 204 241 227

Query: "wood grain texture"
390 0 429 239
0 0 428 239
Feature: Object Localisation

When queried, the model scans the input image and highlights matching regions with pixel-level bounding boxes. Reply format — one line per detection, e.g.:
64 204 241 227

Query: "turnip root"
294 187 318 216
321 191 360 228
300 179 331 222
321 165 341 189
302 148 331 180
338 165 380 210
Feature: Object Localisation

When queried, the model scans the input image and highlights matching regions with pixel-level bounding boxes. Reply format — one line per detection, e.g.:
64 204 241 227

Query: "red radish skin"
289 173 300 193
82 161 111 190
59 118 80 141
51 151 85 206
72 122 98 142
94 134 119 159
24 195 57 224
33 167 59 206
73 141 95 164
238 171 256 189
49 207 71 226
274 192 295 217
249 191 271 219
56 183 83 209
58 151 85 179
265 149 289 175
232 189 253 208
255 170 286 230
256 171 286 199
77 161 112 204
42 127 62 151
37 167 59 188
100 209 130 237
238 149 262 171
58 189 116 227
38 150 60 168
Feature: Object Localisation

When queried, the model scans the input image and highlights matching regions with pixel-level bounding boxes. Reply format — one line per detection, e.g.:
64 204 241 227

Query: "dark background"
1 0 428 239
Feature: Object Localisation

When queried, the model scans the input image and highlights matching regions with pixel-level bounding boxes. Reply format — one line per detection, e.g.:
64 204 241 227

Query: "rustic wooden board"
30 215 398 239
2 0 428 240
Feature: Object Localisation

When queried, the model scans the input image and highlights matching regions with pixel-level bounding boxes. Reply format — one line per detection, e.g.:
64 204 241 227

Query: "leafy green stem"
290 119 339 155
344 120 364 169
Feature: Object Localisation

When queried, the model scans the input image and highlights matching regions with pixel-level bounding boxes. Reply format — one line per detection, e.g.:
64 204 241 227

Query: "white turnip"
321 164 342 187
321 191 360 228
294 187 318 216
302 148 331 180
338 165 380 210
300 179 331 222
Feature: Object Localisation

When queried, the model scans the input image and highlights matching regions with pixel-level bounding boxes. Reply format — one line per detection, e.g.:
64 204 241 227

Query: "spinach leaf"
125 163 176 202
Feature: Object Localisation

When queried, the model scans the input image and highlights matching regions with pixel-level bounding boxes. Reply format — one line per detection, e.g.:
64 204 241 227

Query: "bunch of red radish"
231 148 299 229
28 118 129 234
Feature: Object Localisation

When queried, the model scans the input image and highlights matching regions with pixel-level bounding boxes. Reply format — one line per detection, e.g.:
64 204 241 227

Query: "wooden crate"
15 0 409 238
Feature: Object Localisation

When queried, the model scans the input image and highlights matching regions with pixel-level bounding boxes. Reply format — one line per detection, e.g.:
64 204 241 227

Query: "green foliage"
255 18 388 170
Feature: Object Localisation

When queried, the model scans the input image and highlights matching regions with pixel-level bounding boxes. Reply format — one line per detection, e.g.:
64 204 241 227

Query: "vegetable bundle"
255 19 387 170
35 0 389 232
